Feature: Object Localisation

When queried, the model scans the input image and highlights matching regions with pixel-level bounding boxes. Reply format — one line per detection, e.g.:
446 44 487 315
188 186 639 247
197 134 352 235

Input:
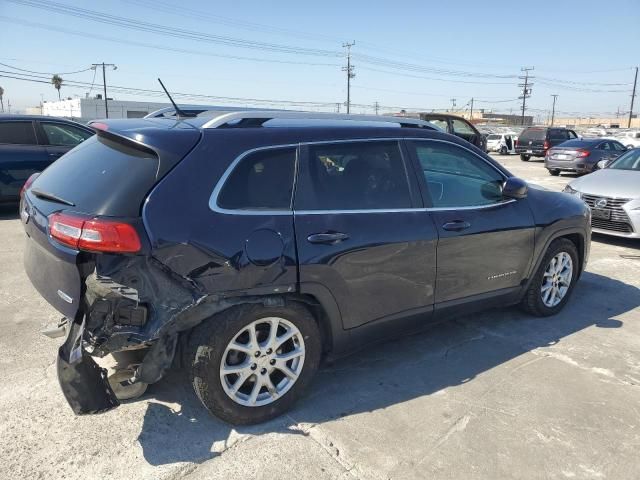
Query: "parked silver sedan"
564 149 640 238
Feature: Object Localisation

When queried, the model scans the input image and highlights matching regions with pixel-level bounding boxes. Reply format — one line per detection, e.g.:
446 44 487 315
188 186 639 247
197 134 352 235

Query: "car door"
0 120 48 202
451 118 481 149
294 139 438 329
405 139 535 304
37 121 94 161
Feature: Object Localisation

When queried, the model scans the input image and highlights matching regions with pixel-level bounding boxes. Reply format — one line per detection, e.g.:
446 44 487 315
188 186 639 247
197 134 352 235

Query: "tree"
51 74 63 101
0 86 4 112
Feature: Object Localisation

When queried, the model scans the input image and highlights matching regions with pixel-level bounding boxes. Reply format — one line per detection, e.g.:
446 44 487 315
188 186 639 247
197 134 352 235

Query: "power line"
91 63 117 118
0 61 92 75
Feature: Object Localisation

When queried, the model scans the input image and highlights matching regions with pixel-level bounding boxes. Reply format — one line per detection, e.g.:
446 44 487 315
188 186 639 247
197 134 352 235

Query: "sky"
0 0 638 119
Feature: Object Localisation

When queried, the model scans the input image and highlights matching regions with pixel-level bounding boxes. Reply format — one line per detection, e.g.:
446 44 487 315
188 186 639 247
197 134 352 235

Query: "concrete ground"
0 154 638 480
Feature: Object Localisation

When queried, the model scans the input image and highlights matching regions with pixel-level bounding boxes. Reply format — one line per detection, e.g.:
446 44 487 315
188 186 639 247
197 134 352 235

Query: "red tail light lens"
20 172 40 198
543 140 550 150
515 139 519 147
49 213 141 253
575 149 590 158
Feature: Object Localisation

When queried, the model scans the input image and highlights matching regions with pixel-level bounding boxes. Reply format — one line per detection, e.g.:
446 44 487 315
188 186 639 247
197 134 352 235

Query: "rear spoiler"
87 119 202 179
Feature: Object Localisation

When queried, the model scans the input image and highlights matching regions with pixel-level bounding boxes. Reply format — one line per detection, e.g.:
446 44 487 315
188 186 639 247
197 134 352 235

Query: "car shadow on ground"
136 271 639 466
0 205 19 220
592 233 639 251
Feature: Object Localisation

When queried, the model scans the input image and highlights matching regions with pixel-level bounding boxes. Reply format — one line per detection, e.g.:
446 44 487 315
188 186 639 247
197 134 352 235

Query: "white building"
40 96 172 122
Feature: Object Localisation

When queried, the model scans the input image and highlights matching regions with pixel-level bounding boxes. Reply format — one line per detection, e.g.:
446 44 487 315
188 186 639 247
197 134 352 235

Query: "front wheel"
522 238 579 317
548 169 560 176
188 302 321 425
520 154 531 161
500 146 508 155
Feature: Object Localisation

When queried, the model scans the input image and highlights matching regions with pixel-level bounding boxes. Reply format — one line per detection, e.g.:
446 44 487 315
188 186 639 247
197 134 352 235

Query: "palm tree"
0 86 4 112
51 74 63 101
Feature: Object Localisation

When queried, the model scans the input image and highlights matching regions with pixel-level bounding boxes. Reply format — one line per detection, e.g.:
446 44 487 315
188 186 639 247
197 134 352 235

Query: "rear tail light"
515 139 519 147
575 149 590 158
20 172 40 198
49 212 141 253
543 140 550 150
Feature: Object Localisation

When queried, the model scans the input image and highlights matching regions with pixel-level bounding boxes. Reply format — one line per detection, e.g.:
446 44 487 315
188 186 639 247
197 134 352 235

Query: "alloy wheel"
541 252 573 307
219 317 305 407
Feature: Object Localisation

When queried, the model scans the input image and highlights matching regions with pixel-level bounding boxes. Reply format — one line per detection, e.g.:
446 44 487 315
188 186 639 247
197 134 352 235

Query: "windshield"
608 149 640 171
519 128 546 141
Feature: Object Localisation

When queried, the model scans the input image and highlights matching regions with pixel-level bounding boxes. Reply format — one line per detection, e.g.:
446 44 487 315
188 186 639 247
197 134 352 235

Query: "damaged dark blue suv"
21 111 591 424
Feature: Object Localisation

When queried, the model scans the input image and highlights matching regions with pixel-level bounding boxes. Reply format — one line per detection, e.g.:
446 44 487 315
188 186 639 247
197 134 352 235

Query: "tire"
520 154 531 161
522 238 579 317
500 146 508 155
548 169 560 176
188 302 321 425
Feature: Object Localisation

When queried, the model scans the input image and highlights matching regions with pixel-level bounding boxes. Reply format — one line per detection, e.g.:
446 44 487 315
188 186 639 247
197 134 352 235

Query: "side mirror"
597 159 609 169
503 177 528 199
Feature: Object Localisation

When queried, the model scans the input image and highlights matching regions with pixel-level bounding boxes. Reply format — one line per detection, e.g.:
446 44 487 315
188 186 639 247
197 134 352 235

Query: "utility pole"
91 63 117 118
7 100 10 113
628 66 638 128
550 94 558 126
518 66 534 126
450 98 456 112
469 97 474 120
342 42 355 114
374 101 379 115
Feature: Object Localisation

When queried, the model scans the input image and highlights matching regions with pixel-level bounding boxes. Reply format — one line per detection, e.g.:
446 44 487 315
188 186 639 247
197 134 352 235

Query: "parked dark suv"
0 115 94 205
516 127 578 161
418 113 487 152
21 111 590 424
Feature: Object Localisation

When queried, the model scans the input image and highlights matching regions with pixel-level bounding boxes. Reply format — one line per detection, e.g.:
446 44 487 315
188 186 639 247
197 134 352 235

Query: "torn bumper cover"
57 317 120 415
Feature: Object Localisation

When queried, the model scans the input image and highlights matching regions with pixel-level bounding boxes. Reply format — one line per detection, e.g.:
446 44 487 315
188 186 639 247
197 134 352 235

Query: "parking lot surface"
0 154 638 480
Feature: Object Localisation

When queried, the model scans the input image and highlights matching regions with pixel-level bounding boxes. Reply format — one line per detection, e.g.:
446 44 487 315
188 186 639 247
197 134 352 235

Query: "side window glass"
567 130 578 139
296 141 412 210
217 147 296 210
0 122 37 145
427 119 449 132
548 129 565 141
452 119 475 135
601 142 612 150
411 141 504 208
41 123 92 146
612 142 626 151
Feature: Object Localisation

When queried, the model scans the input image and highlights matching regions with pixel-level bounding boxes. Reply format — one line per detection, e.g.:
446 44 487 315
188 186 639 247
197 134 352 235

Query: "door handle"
442 221 471 232
307 232 349 244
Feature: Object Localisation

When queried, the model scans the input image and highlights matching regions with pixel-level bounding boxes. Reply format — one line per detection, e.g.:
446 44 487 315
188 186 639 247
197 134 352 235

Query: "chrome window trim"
208 137 515 215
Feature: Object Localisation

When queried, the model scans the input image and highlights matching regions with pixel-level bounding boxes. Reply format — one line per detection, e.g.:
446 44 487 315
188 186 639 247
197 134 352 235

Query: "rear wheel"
548 169 560 176
500 146 508 155
520 154 531 161
188 302 321 425
522 238 579 317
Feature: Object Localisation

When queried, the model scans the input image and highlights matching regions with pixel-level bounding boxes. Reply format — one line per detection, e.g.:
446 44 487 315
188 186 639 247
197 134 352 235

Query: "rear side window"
41 122 92 146
296 141 412 210
217 147 296 210
0 121 37 145
452 119 475 135
549 129 568 141
519 128 546 141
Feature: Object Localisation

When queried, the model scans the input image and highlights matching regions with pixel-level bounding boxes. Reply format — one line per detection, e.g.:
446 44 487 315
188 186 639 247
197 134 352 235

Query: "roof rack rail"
200 111 437 130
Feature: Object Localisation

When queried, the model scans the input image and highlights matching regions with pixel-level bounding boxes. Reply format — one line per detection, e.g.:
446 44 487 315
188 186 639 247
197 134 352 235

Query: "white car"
608 131 640 149
564 148 640 238
486 133 518 155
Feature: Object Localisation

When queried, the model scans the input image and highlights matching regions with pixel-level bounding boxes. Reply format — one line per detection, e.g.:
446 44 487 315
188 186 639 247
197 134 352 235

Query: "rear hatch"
518 128 547 151
21 119 201 319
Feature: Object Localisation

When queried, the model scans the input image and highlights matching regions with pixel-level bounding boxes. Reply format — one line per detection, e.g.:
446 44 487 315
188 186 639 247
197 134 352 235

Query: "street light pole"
91 63 117 118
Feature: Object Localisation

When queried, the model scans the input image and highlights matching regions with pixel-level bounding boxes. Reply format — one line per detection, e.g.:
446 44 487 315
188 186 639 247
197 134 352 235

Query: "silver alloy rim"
541 252 573 308
219 317 305 407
